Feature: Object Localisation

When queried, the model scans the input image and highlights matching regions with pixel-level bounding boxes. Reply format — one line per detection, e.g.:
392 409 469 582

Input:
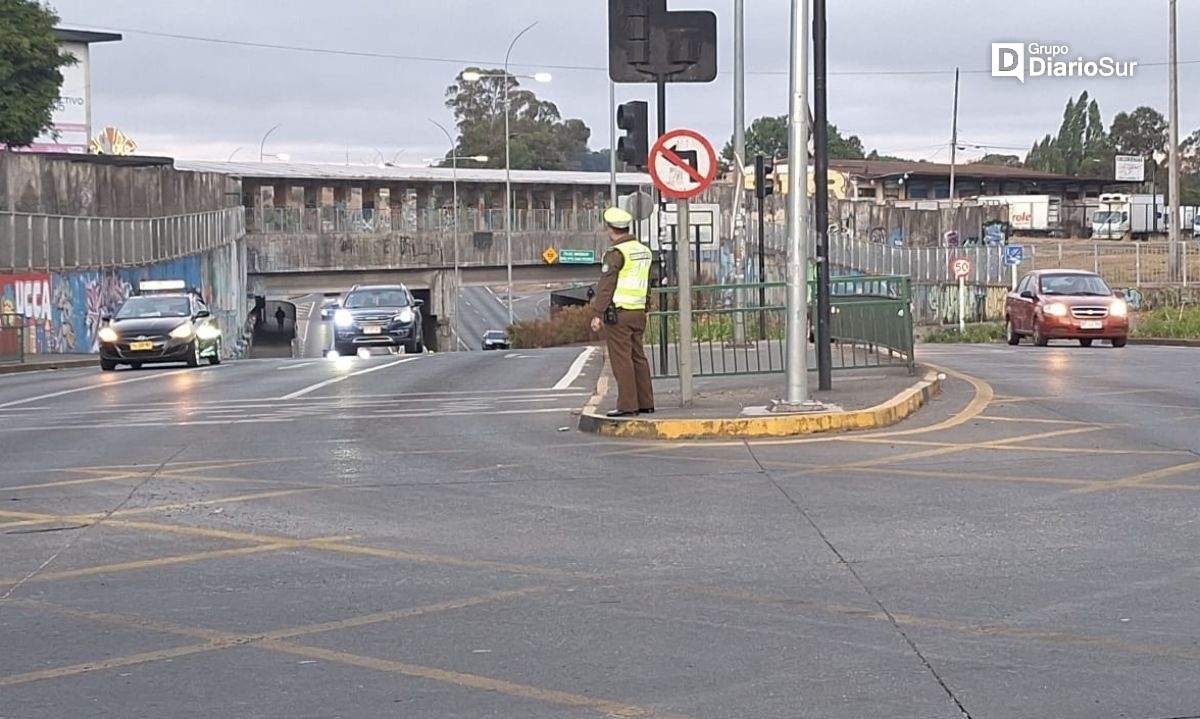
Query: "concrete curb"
1127 337 1200 347
0 358 95 375
578 365 943 441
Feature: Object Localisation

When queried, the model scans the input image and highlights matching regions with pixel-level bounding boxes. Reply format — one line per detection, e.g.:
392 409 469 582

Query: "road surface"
3 343 1200 718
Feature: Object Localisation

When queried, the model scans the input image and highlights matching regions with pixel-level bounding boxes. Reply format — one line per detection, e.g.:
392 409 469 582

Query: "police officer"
590 207 655 418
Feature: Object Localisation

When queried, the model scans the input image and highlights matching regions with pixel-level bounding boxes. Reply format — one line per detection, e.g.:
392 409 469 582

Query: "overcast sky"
52 0 1199 167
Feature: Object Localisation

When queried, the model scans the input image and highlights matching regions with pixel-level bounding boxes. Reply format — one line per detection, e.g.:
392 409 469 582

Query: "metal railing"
0 314 26 364
827 235 1199 288
246 207 612 236
0 208 245 273
648 276 914 379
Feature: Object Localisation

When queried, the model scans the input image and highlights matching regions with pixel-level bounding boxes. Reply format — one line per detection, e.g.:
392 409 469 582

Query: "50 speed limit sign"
951 257 973 279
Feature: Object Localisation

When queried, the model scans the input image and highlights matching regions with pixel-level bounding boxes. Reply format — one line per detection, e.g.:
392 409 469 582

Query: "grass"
922 322 1007 344
1132 306 1200 339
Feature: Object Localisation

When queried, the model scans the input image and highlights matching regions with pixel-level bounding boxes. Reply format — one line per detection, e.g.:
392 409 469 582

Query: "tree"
1024 92 1108 176
0 0 77 148
443 68 593 171
972 154 1023 167
866 150 909 162
719 115 865 172
1108 106 1168 159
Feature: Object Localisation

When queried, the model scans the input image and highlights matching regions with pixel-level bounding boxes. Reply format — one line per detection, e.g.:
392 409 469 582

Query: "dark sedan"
98 293 222 370
329 284 424 355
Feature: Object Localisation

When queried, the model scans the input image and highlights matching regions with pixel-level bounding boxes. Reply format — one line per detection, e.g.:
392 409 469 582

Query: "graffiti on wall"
0 273 54 354
912 283 1008 325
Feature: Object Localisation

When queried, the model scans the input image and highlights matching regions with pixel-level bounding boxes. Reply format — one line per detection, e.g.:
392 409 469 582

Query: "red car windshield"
1039 274 1112 297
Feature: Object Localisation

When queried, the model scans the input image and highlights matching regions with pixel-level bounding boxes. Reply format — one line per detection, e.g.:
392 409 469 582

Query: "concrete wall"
0 151 237 216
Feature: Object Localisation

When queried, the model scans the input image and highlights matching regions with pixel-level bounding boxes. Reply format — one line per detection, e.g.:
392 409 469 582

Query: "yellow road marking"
1070 459 1200 495
0 642 239 687
0 544 291 588
975 415 1105 426
680 585 1199 661
307 541 568 578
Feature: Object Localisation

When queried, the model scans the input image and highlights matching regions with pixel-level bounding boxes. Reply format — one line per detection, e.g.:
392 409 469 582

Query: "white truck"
976 195 1062 235
1091 193 1167 240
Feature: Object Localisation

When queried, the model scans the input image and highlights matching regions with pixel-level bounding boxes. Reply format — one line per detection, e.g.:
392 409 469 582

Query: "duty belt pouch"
603 305 619 325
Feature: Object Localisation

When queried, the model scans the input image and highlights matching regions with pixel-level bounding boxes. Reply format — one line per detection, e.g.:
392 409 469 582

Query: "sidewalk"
0 353 96 375
579 355 941 440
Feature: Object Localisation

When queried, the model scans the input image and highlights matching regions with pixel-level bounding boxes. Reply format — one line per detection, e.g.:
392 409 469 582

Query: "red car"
1005 270 1129 348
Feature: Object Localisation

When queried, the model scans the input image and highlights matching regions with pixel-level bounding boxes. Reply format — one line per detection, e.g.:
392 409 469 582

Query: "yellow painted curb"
578 368 943 440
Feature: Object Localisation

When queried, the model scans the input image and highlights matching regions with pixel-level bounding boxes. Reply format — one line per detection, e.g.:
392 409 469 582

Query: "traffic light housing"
755 154 775 199
616 100 649 170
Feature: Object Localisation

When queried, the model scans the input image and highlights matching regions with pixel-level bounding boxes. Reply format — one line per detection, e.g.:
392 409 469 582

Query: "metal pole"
504 22 537 327
732 0 747 345
782 0 811 407
758 190 767 340
429 119 461 350
656 75 669 372
958 275 966 332
259 124 280 163
813 0 832 391
609 80 618 206
1169 0 1182 280
677 199 693 405
949 68 960 206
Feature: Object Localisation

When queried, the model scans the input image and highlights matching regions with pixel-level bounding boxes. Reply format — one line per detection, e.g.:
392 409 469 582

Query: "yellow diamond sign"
542 247 559 264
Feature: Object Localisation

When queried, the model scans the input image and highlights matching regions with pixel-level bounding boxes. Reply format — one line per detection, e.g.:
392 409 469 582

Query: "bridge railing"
0 208 245 273
246 208 610 236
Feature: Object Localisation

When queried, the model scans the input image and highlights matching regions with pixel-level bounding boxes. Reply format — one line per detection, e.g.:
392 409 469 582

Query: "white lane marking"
279 357 419 400
0 367 219 409
552 346 597 391
276 362 315 371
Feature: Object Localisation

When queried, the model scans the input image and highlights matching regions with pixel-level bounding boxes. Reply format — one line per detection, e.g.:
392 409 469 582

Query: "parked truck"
976 195 1063 235
1091 193 1167 240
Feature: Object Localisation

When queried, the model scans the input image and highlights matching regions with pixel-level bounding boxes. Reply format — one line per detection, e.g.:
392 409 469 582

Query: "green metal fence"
647 275 914 379
0 314 26 365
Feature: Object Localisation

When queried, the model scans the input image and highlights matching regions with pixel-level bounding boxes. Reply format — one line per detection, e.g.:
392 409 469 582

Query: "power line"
67 23 1200 78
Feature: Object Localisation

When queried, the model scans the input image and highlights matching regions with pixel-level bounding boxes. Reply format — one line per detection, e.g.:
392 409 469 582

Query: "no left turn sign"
649 129 718 201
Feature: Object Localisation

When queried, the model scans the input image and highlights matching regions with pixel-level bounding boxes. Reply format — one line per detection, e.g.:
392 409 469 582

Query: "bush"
509 305 596 348
923 322 1006 344
1133 306 1200 339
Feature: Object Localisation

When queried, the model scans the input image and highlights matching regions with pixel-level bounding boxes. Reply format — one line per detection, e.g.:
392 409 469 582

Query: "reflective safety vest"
612 238 653 310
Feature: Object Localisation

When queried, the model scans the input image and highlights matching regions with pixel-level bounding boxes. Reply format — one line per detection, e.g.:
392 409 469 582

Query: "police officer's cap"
602 206 633 230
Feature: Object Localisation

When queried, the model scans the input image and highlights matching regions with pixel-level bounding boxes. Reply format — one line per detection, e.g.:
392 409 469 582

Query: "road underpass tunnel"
251 299 298 358
412 289 438 352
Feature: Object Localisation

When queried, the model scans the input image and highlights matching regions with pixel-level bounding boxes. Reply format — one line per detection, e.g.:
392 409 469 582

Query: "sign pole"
958 275 967 333
782 0 812 408
1011 263 1018 291
656 75 669 375
677 199 693 406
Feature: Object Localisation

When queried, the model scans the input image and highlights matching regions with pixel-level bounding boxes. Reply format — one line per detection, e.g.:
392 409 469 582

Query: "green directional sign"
558 249 596 264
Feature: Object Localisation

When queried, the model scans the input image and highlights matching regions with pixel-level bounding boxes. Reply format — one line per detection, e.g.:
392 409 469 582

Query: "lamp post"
461 23 552 325
227 147 243 162
1168 0 1182 280
428 119 489 350
259 124 281 163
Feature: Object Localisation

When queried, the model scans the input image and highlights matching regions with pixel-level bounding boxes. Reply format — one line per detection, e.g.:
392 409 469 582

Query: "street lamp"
262 153 291 162
461 22 552 325
227 147 243 162
259 124 282 163
429 118 490 350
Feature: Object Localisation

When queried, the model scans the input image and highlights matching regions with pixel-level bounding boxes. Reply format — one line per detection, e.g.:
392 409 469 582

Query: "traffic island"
0 354 97 375
579 361 943 440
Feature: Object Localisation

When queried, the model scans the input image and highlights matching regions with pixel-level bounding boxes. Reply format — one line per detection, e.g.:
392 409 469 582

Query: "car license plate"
363 326 383 335
129 341 154 351
1080 320 1103 330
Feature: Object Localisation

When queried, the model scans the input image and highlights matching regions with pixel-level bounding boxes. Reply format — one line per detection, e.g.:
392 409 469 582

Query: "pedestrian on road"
590 207 654 418
274 307 286 331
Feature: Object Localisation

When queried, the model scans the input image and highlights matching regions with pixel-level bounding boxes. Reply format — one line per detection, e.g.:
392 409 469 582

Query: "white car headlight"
394 308 415 324
1044 302 1068 317
169 323 194 339
196 324 221 340
1110 299 1128 317
98 326 119 343
334 309 355 327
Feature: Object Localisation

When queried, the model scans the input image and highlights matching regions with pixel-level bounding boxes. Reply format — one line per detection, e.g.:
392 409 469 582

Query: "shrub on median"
922 323 1006 344
508 305 596 348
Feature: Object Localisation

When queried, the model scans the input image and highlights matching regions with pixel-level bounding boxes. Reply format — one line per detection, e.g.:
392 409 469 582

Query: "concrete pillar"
349 187 363 211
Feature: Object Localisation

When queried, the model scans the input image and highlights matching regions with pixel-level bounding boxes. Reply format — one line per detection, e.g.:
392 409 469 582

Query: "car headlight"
1044 302 1068 317
98 326 119 343
334 309 355 328
394 308 415 324
1110 300 1128 317
196 324 221 340
169 323 194 339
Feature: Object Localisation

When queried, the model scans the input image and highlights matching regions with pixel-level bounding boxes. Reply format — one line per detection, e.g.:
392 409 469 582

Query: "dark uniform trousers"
605 308 655 412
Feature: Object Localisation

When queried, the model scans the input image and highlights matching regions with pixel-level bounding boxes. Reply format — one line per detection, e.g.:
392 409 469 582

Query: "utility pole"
949 68 960 207
779 0 814 410
609 80 618 205
732 0 747 346
813 0 832 391
1169 0 1182 280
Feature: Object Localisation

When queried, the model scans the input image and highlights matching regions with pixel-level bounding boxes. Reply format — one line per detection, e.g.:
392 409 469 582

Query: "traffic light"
754 154 775 199
616 100 649 169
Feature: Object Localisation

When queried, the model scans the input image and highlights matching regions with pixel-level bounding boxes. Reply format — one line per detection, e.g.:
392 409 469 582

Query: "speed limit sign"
951 257 973 279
